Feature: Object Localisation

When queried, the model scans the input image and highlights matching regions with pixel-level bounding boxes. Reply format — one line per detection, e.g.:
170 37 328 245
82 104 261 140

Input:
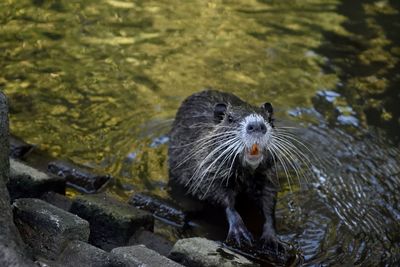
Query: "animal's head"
213 101 274 169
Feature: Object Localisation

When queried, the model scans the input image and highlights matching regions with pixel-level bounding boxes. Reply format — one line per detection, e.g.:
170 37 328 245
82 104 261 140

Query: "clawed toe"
260 235 290 256
225 224 254 248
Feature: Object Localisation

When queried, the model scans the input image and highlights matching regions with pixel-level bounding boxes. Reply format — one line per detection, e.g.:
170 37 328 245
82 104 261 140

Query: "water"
1 0 399 265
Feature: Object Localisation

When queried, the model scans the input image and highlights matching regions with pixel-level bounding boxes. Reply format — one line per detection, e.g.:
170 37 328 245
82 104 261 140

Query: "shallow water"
1 0 399 265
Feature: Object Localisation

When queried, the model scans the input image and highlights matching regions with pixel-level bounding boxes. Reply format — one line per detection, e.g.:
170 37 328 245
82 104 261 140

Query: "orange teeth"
250 143 259 156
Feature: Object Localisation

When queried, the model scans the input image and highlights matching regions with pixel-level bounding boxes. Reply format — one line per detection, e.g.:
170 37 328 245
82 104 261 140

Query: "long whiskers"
173 130 240 169
187 137 242 196
173 120 316 197
267 126 318 190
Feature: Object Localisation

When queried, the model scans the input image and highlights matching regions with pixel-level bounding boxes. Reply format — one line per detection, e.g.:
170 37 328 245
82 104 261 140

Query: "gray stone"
169 238 258 267
112 245 182 267
0 92 33 266
129 193 186 226
311 90 359 127
0 243 33 267
8 159 65 200
40 191 72 211
13 198 90 260
10 135 34 159
48 160 111 194
69 194 154 251
34 258 62 267
58 240 133 267
129 229 173 256
0 92 10 183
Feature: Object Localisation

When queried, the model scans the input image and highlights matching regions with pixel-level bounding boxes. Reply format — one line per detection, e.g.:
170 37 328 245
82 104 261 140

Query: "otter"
168 90 289 252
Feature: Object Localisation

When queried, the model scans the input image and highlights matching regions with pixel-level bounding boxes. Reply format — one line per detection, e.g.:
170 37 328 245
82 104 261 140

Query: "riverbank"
1 91 267 267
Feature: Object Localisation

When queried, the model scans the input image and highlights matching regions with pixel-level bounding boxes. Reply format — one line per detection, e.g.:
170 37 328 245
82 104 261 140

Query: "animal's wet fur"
169 90 276 201
168 90 289 251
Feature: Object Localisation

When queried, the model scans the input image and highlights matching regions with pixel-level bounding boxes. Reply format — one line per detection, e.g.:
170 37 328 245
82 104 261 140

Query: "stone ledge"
8 159 65 200
58 240 134 267
48 160 111 194
112 244 183 267
129 228 173 256
129 193 186 226
13 198 90 260
0 91 33 267
0 91 10 184
40 191 72 211
69 193 154 251
169 237 258 267
10 135 34 160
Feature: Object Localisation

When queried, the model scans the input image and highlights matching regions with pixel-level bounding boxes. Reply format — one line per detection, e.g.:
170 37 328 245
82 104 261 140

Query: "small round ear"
214 103 227 123
261 102 274 123
261 102 273 114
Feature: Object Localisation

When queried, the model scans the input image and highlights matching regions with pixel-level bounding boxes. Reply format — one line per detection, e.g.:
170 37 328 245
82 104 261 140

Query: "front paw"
259 234 291 256
225 223 254 248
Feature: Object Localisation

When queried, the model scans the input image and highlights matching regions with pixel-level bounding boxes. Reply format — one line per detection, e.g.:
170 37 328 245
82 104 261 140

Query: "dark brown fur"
168 90 288 251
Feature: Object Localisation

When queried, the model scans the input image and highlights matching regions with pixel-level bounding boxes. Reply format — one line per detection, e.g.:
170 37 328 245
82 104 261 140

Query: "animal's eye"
227 114 234 123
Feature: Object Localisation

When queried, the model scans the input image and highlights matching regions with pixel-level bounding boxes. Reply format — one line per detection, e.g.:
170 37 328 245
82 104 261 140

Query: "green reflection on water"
1 0 398 196
0 0 344 194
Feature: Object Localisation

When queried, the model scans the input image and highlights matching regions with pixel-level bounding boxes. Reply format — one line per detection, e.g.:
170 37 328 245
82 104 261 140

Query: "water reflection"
1 0 399 265
316 0 400 142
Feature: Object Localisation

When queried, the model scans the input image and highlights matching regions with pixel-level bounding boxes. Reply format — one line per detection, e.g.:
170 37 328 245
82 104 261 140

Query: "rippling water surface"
1 0 399 265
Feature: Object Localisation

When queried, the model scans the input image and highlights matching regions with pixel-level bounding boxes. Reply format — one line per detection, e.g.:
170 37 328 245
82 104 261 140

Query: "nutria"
168 90 292 252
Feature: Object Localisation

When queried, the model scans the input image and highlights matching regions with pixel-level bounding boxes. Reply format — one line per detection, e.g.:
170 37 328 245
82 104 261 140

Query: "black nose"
246 122 267 134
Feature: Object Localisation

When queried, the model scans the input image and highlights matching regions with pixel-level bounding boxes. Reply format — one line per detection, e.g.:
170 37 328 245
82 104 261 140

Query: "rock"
287 107 324 125
40 191 72 211
8 159 65 200
221 242 302 267
315 90 341 104
311 90 341 120
311 90 359 127
112 245 183 267
10 135 34 159
0 243 33 267
169 238 258 267
57 240 132 267
0 92 33 267
69 194 154 251
129 193 186 226
337 114 359 127
129 228 173 256
0 92 10 184
13 198 90 260
150 135 169 148
34 259 62 267
48 160 111 193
